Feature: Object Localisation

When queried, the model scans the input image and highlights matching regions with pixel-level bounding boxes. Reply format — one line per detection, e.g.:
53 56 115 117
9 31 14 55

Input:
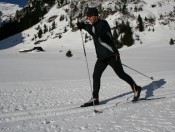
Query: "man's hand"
77 22 85 30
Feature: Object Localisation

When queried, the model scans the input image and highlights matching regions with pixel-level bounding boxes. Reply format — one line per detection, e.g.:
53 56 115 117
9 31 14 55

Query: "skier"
77 7 141 107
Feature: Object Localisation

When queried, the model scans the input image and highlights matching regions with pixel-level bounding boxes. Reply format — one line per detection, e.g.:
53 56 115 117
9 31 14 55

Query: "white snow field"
0 0 175 131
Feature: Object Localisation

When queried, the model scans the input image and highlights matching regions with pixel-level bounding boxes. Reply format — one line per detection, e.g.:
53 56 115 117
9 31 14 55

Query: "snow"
0 0 175 131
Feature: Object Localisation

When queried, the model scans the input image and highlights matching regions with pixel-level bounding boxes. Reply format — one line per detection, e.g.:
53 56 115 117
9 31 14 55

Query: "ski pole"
122 63 154 80
80 30 99 113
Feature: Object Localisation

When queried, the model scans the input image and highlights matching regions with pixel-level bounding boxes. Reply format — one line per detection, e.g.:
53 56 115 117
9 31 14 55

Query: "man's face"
87 15 98 24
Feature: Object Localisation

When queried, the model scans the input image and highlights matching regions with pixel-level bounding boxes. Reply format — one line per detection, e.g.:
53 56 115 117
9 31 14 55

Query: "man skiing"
77 7 141 107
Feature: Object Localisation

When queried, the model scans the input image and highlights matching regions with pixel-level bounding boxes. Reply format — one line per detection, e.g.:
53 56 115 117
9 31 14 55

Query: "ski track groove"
0 95 171 124
0 103 113 123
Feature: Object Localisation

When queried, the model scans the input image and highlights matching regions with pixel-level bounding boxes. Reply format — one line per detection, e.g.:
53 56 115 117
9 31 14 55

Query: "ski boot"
132 85 142 102
81 98 99 107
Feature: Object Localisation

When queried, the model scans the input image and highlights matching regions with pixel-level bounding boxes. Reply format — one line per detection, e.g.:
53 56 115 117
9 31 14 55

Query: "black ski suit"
81 19 136 98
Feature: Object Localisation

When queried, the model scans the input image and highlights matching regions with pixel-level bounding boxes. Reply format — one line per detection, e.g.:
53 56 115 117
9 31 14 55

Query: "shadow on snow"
0 33 23 50
101 79 166 104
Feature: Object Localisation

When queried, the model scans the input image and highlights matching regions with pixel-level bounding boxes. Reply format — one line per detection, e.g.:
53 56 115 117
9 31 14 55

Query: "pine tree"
137 15 144 32
60 15 64 21
169 38 174 45
66 50 73 57
64 27 67 33
123 22 134 47
122 4 127 14
59 34 62 39
38 28 43 38
69 15 74 28
52 21 56 30
43 24 48 33
145 17 148 21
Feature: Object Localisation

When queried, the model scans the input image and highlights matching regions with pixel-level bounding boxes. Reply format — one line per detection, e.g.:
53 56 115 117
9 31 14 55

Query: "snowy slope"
0 0 174 52
0 0 175 132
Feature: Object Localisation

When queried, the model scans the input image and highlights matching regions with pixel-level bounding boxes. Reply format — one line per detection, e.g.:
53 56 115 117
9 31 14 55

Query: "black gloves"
77 22 85 30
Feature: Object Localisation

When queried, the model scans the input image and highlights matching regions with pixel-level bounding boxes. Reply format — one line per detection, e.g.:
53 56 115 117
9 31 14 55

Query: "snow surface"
0 0 175 131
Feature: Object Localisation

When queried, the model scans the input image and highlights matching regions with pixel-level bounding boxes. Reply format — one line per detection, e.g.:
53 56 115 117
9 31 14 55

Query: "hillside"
0 0 174 52
0 2 22 26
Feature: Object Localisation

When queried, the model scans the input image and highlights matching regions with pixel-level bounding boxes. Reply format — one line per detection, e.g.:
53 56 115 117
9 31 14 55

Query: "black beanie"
86 7 98 17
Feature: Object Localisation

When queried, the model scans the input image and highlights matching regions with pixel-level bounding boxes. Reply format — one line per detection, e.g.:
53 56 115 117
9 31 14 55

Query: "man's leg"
108 56 141 101
81 59 108 107
108 56 136 90
92 59 108 98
